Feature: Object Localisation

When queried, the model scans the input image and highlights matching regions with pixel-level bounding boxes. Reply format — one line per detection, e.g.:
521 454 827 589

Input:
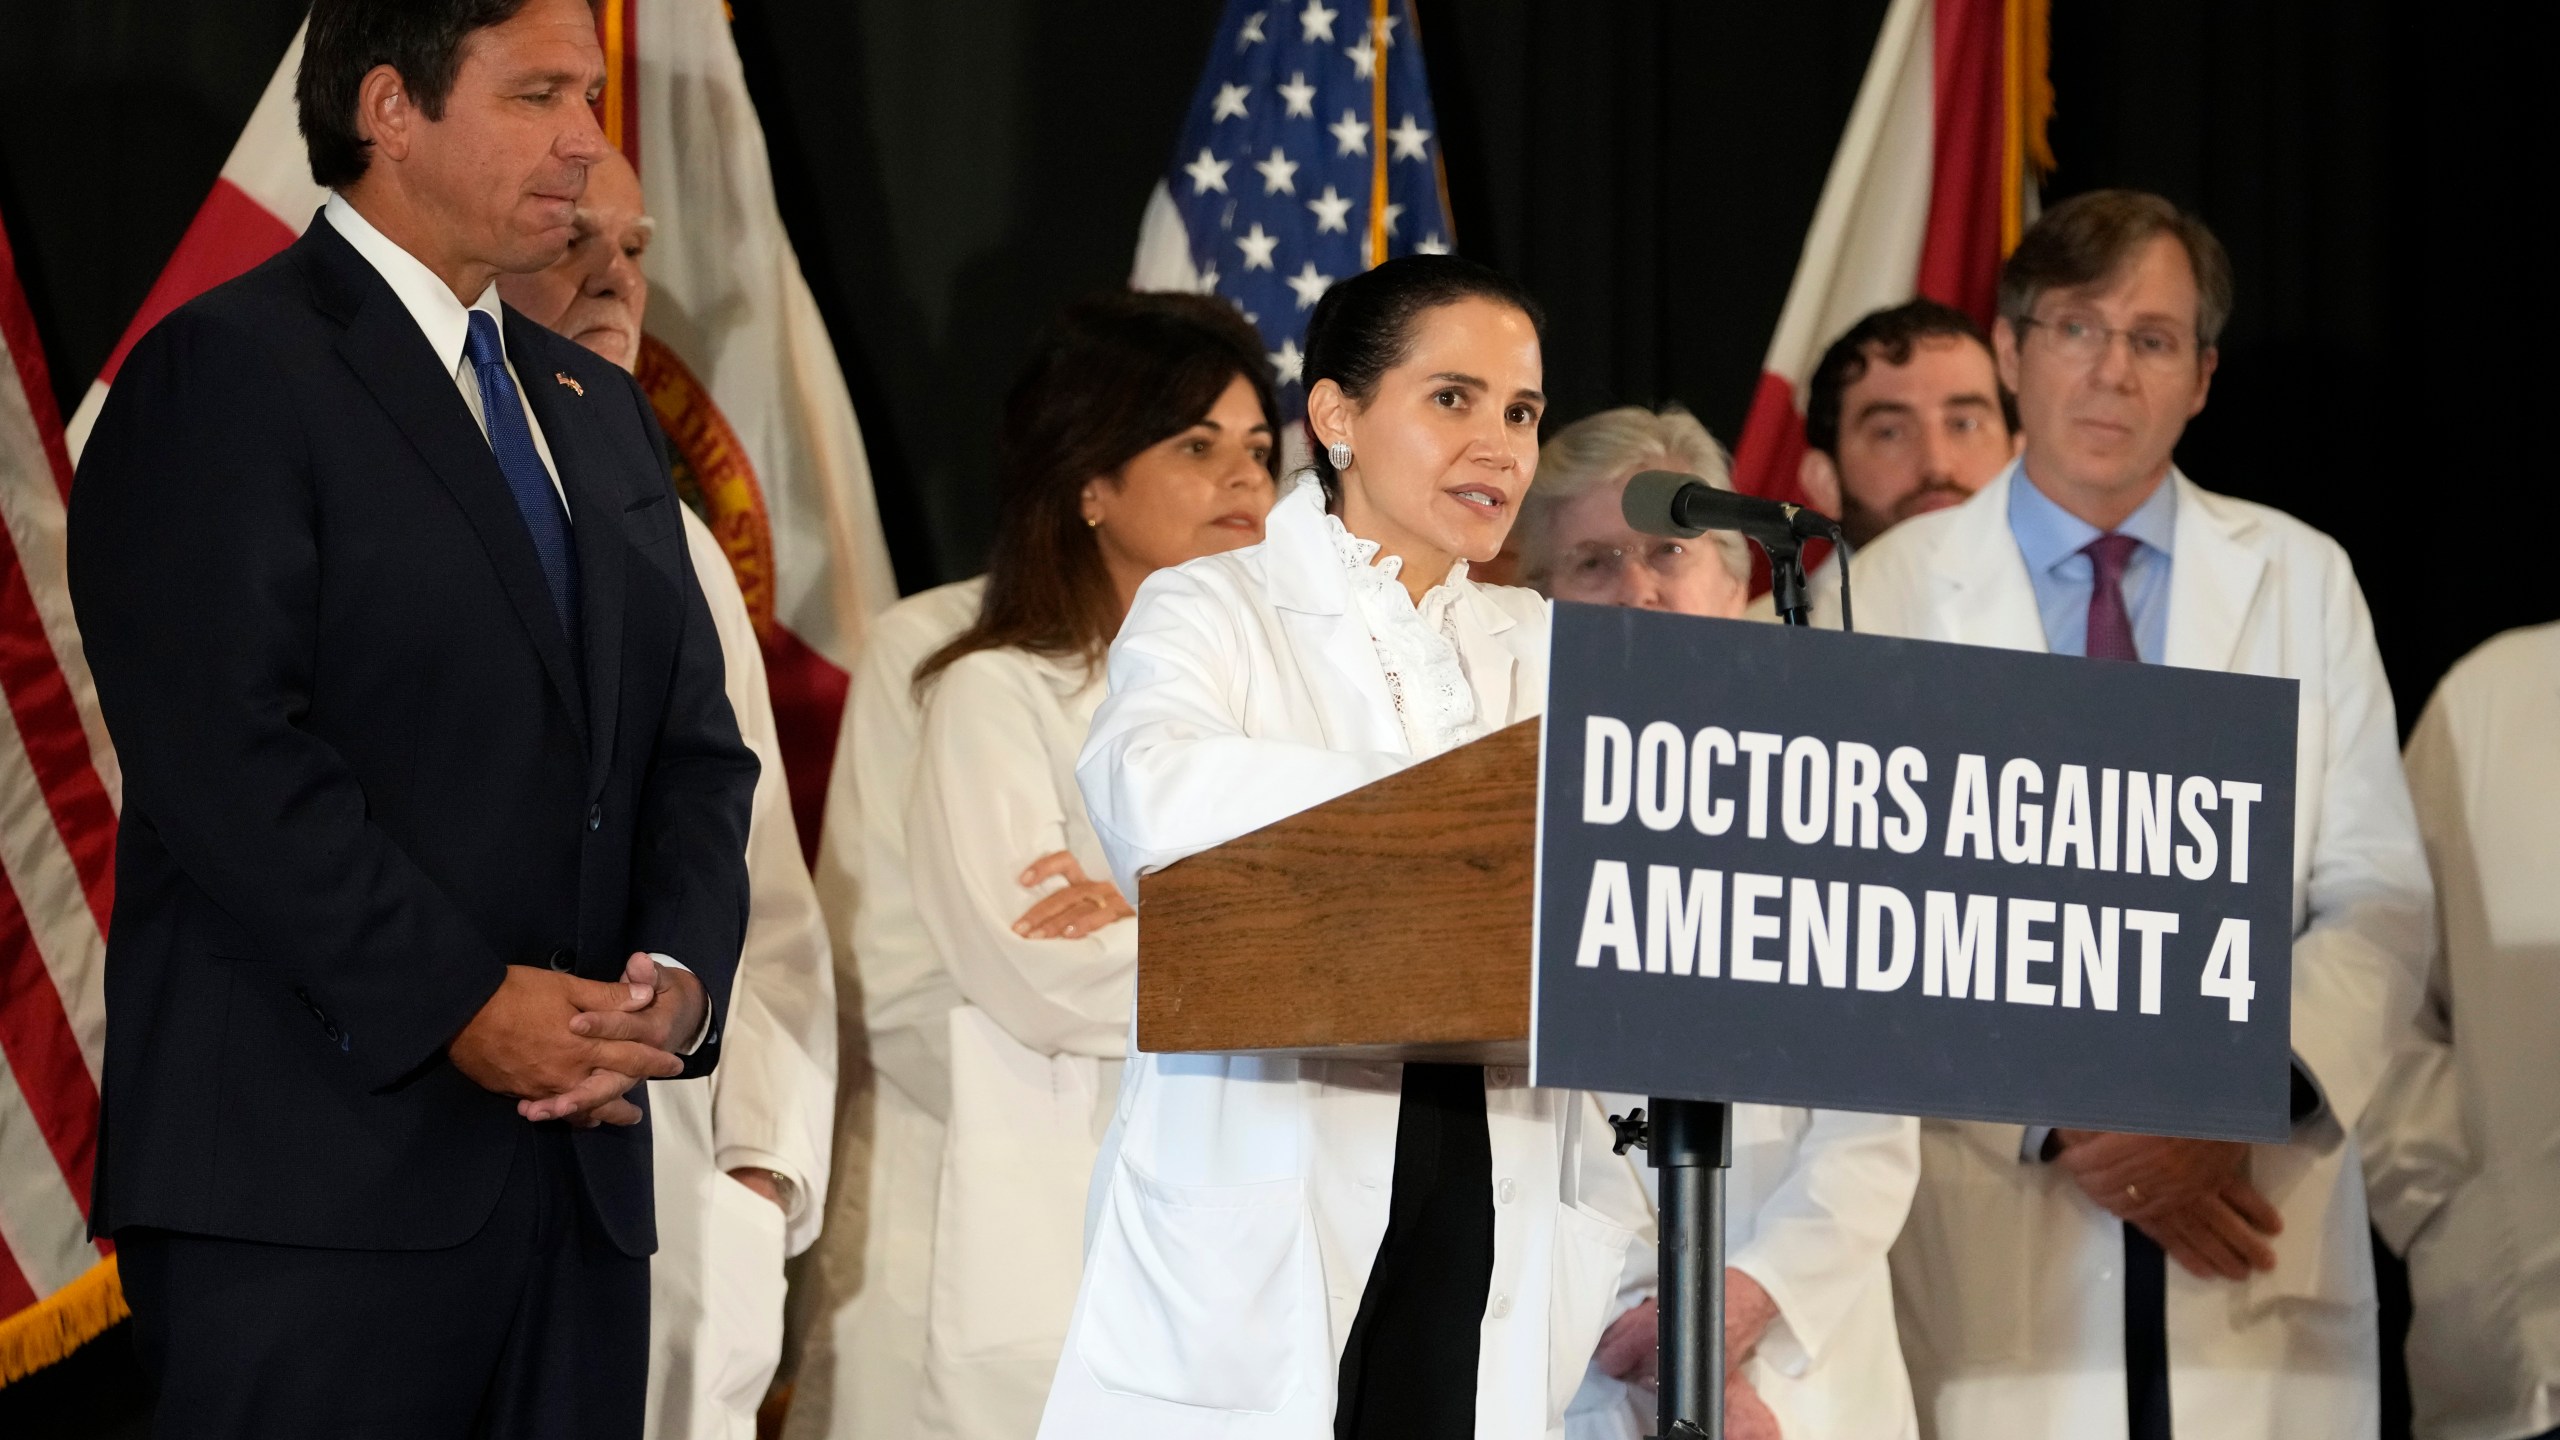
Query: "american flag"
1136 0 1452 412
1 197 121 1379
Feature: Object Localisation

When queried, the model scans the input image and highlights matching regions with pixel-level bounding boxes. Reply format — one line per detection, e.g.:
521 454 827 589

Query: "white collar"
324 192 506 371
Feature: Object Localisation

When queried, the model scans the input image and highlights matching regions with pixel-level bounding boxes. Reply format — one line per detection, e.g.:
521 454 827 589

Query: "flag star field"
1164 0 1450 406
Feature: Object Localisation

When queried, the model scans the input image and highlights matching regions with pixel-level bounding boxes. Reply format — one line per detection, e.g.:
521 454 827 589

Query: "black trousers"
1333 1063 1495 1440
118 1124 646 1440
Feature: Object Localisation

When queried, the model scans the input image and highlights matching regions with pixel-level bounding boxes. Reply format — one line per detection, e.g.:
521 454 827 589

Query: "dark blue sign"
1530 602 2300 1142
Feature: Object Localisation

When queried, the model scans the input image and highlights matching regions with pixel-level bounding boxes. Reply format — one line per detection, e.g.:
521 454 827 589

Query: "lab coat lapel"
2161 471 2269 674
1927 466 2051 654
1265 481 1406 753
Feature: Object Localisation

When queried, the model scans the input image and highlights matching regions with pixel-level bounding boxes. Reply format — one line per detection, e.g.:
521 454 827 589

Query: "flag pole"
1366 0 1389 267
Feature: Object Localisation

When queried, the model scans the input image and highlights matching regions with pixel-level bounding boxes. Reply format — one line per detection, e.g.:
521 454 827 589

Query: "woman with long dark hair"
900 291 1278 1440
1037 256 1652 1440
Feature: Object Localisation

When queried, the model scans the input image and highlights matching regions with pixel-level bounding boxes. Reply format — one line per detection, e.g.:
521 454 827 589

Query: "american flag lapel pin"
555 372 584 396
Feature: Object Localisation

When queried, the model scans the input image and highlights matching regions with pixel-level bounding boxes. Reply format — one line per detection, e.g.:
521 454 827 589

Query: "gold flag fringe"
0 1255 127 1386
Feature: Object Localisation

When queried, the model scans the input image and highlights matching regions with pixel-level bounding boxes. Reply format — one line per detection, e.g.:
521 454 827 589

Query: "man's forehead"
2043 237 2199 317
1852 333 1997 395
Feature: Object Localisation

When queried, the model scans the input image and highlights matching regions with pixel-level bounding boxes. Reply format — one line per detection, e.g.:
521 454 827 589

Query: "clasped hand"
1593 1270 1786 1438
2050 1130 2284 1281
449 953 705 1128
1010 851 1134 940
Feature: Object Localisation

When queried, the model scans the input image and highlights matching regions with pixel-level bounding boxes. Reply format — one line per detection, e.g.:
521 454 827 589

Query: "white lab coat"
787 576 986 1440
647 509 838 1440
908 646 1130 1439
1854 464 2432 1440
2363 623 2560 1440
1035 478 1655 1440
1567 1102 1921 1440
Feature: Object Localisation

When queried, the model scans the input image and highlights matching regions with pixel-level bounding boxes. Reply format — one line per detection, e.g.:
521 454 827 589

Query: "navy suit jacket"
67 216 757 1256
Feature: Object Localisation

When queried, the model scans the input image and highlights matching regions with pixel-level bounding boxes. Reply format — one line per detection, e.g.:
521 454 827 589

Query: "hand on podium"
2052 1130 2282 1280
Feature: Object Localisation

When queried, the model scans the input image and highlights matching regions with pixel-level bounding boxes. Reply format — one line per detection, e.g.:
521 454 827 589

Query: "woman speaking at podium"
1037 255 1653 1440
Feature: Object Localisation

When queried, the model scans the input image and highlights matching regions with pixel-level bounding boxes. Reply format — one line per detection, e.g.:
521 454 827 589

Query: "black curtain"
5 0 2541 716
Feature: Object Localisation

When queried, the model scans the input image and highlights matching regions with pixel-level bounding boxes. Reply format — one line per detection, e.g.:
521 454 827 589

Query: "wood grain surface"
1134 717 1541 1064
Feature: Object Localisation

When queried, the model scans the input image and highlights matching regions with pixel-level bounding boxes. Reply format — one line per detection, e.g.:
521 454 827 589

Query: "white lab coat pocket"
1894 1120 2038 1362
1548 1202 1640 1429
2232 1133 2375 1315
928 1006 1100 1363
1076 1162 1307 1413
700 1168 790 1431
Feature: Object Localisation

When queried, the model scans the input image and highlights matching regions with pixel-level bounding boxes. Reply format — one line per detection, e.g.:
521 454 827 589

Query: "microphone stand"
1623 534 1829 1440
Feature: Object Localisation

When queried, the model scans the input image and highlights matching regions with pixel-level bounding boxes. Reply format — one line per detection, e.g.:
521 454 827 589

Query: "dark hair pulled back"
1302 253 1545 501
914 290 1278 693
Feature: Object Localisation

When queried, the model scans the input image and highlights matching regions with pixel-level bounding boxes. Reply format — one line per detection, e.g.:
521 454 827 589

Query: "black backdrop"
0 0 2543 1431
1 0 2546 717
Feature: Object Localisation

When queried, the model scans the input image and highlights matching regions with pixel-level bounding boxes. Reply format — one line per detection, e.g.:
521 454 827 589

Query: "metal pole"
1648 1096 1730 1438
1650 540 1812 1437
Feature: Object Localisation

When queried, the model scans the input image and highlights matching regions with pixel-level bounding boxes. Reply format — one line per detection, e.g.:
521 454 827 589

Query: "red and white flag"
613 0 900 857
0 203 123 1382
1728 0 2052 511
67 3 898 861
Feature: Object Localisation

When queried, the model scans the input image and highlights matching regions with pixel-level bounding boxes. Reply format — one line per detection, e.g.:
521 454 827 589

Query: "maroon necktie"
2080 527 2167 1439
2082 533 2141 663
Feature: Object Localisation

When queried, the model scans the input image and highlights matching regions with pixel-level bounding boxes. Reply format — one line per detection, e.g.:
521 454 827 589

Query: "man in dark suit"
65 1 758 1434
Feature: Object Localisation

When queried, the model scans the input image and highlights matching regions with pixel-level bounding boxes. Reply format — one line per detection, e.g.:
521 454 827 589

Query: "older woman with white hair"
1523 404 1926 1440
1514 405 1753 615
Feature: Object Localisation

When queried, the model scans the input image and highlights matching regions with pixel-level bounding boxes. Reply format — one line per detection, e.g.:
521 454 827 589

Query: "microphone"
1620 470 1841 550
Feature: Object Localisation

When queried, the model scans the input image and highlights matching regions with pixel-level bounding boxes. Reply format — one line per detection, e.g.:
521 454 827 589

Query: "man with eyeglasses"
1853 190 2430 1440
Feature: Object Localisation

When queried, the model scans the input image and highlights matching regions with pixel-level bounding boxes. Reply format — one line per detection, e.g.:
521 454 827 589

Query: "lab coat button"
1489 1292 1512 1318
1487 1066 1512 1087
1497 1178 1516 1204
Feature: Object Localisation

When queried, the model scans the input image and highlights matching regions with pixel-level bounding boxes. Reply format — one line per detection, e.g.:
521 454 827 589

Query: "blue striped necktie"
463 310 580 636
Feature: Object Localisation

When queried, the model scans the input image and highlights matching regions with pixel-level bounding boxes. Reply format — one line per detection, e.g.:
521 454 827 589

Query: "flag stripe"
0 872 97 1220
0 548 116 940
1918 0 2007 324
0 223 70 503
0 1039 100 1294
0 686 108 1077
92 179 296 389
761 626 849 864
0 1234 34 1316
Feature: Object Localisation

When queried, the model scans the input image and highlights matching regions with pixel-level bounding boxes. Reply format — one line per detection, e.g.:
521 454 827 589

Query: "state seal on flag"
635 332 779 638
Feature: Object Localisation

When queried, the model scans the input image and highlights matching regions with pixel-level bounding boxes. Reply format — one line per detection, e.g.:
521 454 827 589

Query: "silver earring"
1328 439 1353 471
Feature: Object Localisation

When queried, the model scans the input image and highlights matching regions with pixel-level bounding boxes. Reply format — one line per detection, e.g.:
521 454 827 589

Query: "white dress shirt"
323 193 568 514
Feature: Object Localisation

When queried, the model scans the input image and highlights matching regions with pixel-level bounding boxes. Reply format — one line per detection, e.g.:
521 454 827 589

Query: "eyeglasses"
2017 315 2197 369
1552 538 1716 593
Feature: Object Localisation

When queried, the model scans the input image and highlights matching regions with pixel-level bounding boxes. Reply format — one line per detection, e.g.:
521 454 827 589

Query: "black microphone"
1620 470 1841 550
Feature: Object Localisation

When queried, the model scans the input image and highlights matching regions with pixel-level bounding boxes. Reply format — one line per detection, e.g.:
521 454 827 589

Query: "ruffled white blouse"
1321 495 1491 761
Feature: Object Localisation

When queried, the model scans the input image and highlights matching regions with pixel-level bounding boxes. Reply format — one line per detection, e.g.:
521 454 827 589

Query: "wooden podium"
1135 716 1540 1064
1132 711 1730 1439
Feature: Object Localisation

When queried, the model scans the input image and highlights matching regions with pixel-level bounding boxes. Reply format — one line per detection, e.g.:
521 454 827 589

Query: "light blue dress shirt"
2005 462 2178 662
